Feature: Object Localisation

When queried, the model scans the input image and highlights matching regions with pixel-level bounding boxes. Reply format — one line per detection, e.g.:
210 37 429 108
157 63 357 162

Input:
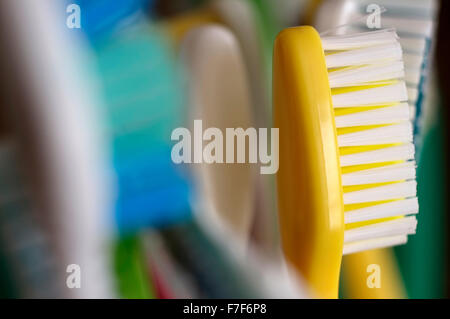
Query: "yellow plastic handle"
273 26 344 298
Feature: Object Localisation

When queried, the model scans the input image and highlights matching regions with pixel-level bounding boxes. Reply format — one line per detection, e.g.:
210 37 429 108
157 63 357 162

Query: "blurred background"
0 0 447 298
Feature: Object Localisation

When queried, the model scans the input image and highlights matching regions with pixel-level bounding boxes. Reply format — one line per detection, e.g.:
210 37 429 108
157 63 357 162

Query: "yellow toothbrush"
273 26 418 298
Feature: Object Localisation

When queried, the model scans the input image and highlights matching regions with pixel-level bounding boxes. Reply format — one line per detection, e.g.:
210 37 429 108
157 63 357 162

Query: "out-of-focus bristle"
321 29 418 255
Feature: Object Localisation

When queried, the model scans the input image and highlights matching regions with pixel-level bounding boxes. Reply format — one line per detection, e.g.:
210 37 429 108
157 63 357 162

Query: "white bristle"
340 143 415 167
343 235 408 255
344 216 417 243
399 37 427 54
321 29 398 51
332 81 408 107
326 42 403 69
329 61 405 88
403 53 424 71
342 161 416 186
345 198 419 224
337 122 413 146
322 29 418 253
410 104 417 121
343 180 417 205
408 87 419 104
405 69 422 86
334 103 410 127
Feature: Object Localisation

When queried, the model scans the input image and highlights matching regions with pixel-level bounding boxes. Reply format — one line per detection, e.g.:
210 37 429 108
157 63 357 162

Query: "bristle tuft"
322 29 418 253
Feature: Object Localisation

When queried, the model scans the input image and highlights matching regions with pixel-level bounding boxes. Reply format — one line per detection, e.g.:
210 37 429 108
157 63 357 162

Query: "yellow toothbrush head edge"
273 26 344 299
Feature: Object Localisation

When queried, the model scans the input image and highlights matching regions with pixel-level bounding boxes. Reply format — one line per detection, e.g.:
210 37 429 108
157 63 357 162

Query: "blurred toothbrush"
0 0 116 298
180 25 256 243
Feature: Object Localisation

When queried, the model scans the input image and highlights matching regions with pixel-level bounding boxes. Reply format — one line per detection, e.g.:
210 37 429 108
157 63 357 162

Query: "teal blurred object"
93 25 192 233
73 0 192 234
72 0 155 41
